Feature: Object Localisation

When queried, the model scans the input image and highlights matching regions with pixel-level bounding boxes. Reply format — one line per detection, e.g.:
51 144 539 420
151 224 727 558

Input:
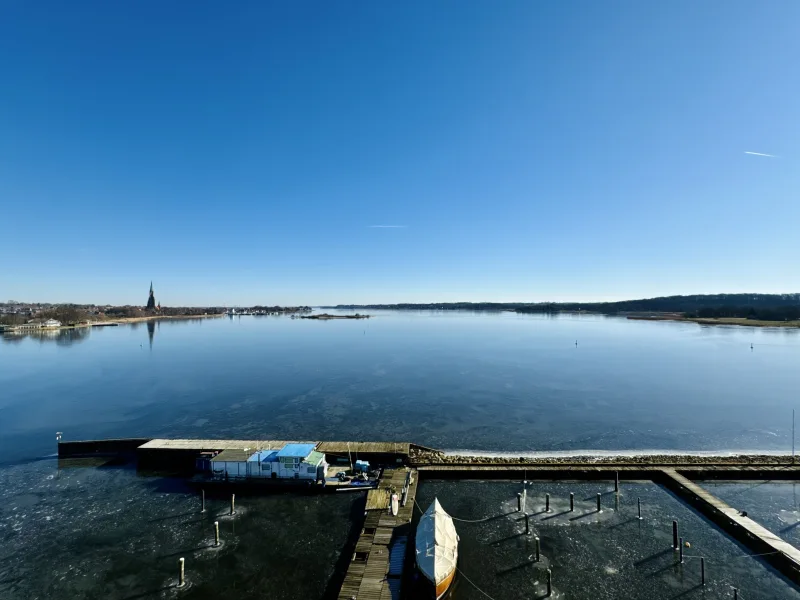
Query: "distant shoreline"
628 315 800 328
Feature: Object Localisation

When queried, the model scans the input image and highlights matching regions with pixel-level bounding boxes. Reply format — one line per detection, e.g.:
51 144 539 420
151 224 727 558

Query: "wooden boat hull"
435 568 455 599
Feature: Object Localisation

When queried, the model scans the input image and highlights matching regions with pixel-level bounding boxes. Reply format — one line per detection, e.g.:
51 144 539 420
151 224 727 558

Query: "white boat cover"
415 498 458 585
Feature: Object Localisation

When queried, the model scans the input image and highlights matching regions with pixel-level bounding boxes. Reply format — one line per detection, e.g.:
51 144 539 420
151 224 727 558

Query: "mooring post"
701 557 705 586
546 568 552 597
201 489 205 514
214 521 220 547
535 536 540 562
672 521 678 550
733 588 738 599
637 497 642 520
615 471 619 492
525 512 530 535
570 492 574 512
230 493 236 516
545 493 550 513
596 492 601 512
679 537 683 563
522 487 527 512
178 557 185 588
517 492 522 512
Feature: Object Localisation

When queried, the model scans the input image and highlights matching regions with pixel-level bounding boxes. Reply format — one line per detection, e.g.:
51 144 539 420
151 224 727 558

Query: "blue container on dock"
354 460 370 473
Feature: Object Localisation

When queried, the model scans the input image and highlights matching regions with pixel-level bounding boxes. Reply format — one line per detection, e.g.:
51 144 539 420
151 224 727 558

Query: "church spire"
146 281 156 310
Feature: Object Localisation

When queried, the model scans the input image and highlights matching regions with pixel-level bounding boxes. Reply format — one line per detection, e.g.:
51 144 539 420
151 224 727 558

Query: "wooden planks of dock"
338 468 418 600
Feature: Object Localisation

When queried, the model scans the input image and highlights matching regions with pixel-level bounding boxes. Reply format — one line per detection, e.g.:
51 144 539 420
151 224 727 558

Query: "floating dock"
338 467 418 600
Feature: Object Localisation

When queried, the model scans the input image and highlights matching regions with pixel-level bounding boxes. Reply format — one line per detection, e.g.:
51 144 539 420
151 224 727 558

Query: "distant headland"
328 293 800 328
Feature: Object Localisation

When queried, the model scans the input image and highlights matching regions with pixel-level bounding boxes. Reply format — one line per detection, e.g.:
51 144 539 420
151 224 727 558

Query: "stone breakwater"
409 449 797 466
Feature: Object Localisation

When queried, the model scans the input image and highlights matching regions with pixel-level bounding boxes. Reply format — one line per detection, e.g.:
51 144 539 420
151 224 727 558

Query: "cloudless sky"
1 1 798 306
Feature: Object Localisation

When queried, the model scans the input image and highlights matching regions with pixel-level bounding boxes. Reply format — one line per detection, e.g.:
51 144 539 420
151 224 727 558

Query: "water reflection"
2 326 91 346
147 320 155 349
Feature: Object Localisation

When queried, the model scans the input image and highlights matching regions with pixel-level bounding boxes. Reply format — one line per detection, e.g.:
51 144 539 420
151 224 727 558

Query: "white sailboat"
415 498 458 599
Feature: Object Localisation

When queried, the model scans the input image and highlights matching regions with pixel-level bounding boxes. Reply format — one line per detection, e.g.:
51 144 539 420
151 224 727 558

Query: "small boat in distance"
415 498 458 599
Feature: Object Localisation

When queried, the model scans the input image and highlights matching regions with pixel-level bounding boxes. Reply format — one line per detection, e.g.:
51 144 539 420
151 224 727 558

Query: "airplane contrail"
744 151 778 158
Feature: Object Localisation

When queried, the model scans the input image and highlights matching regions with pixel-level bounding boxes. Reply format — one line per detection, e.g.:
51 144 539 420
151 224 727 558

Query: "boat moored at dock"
415 498 459 599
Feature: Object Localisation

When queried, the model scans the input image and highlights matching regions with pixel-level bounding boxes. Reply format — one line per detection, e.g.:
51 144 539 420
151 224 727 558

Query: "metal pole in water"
701 557 705 586
615 471 619 493
525 512 530 535
535 536 540 562
637 497 642 520
214 521 220 547
201 489 205 514
546 568 552 597
545 493 550 513
178 557 185 588
230 494 236 516
517 492 522 512
679 537 683 563
570 493 574 512
596 493 601 512
523 487 527 513
733 588 738 599
673 521 678 550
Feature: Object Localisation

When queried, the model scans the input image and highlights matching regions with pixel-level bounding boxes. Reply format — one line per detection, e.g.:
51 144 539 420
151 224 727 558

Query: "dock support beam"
615 471 619 492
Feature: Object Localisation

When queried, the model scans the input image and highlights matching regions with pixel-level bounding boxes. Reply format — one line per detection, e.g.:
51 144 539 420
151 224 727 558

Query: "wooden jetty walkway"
338 468 418 600
662 468 800 584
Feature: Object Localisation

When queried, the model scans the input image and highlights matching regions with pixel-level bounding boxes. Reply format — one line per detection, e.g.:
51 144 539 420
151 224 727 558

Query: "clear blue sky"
2 2 798 306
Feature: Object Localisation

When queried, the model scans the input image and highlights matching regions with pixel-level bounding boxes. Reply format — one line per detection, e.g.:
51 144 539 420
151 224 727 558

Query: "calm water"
3 311 800 599
2 310 799 462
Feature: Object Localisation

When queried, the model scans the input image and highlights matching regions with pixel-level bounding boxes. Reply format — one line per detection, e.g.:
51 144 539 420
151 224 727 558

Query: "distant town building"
146 282 157 311
42 319 61 328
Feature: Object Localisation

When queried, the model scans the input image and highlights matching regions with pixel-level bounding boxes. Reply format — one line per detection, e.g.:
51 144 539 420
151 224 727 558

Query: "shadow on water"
120 584 175 600
320 495 369 600
496 558 536 576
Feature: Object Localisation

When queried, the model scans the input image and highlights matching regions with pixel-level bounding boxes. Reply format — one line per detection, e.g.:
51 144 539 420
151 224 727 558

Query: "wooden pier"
338 468 418 600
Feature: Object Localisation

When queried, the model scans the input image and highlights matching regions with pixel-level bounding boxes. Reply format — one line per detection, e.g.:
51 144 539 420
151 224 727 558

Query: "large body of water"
3 311 800 599
2 310 799 462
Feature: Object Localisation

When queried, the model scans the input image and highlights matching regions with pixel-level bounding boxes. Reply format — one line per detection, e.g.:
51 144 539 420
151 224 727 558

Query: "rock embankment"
409 449 795 466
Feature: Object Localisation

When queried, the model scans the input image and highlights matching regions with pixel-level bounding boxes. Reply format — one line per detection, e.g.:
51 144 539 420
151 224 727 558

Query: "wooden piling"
517 492 522 512
701 557 705 585
535 536 540 562
201 489 205 514
596 492 601 512
570 492 574 512
178 557 185 588
545 493 550 513
214 521 220 547
525 512 530 535
615 471 619 492
230 493 236 516
546 568 552 597
637 497 642 520
679 537 683 563
673 521 678 550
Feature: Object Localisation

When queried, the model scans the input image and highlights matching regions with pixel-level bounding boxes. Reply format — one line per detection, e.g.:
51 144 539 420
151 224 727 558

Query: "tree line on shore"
333 294 800 322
